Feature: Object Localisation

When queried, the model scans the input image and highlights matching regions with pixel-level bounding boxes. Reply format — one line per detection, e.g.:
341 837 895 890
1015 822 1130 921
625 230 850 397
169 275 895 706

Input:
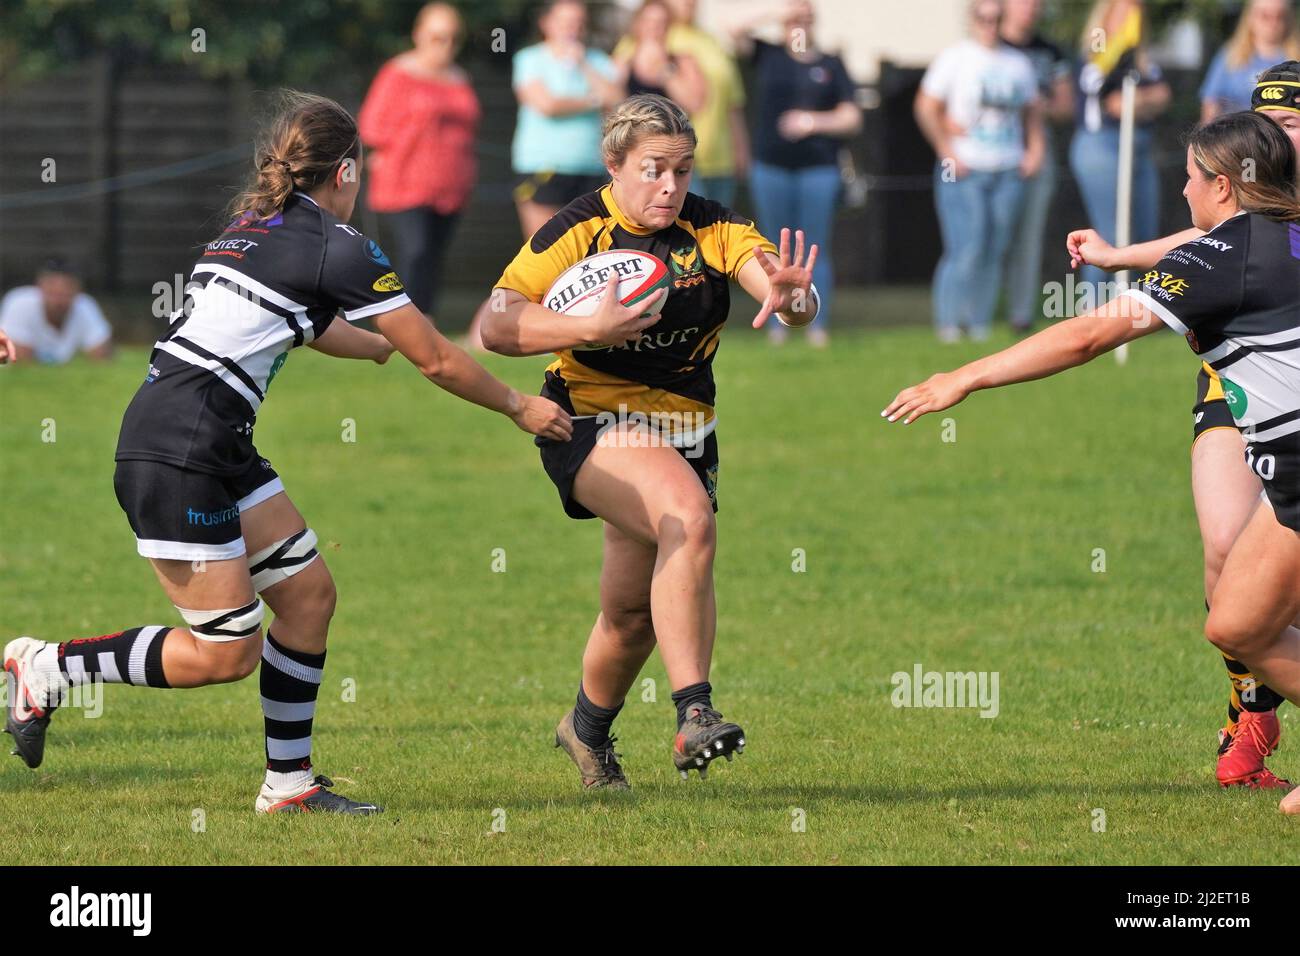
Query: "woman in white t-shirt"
915 0 1044 342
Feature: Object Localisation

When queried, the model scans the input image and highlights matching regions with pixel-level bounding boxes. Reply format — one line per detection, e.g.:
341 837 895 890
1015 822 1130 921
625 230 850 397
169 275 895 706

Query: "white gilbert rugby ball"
543 250 671 321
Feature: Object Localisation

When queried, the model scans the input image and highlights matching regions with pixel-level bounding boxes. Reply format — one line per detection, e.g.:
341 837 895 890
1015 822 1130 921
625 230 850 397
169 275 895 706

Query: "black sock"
672 681 713 728
260 630 325 784
573 684 622 749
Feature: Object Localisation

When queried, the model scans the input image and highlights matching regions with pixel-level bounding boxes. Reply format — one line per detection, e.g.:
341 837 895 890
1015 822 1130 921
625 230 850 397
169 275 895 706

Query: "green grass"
1 325 1294 865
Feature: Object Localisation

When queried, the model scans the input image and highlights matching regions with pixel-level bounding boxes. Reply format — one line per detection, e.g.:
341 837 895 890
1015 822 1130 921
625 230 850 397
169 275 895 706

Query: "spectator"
615 0 746 203
358 2 479 319
0 259 112 364
663 0 751 206
1201 0 1300 121
1001 0 1074 334
1068 0 1170 301
731 0 861 348
613 0 706 114
511 0 623 240
915 0 1043 343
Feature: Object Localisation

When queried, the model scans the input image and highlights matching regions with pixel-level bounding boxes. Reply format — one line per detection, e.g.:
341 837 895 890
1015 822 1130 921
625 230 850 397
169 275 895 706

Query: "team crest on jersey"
670 245 705 288
365 240 391 267
373 272 404 292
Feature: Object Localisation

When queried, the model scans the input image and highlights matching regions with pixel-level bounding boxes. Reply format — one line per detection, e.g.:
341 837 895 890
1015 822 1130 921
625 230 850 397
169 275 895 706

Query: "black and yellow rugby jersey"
495 182 776 428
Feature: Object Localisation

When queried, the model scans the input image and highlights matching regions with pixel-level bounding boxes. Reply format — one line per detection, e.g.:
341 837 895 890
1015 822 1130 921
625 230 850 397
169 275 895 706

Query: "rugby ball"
543 250 670 321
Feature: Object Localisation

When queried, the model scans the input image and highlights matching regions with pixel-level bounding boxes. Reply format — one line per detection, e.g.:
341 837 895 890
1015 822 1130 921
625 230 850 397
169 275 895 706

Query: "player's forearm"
419 336 522 417
958 317 1100 394
1112 229 1204 271
480 300 593 357
310 317 390 360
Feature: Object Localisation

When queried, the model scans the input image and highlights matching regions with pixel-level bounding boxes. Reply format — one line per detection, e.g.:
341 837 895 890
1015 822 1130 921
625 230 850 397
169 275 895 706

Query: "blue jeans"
1068 126 1159 296
932 163 1026 335
748 160 839 331
692 175 737 208
1003 154 1057 328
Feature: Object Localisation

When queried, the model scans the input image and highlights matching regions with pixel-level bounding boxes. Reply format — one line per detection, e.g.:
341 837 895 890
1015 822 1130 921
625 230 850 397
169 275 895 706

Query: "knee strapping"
248 528 320 593
177 598 265 642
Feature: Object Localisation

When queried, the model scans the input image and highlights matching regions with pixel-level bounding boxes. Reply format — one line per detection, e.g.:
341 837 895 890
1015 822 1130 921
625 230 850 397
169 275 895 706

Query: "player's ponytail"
601 93 696 169
1189 110 1300 223
225 90 360 224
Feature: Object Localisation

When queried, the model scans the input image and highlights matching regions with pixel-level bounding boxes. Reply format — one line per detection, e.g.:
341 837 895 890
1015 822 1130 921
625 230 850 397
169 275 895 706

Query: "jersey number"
1245 447 1276 482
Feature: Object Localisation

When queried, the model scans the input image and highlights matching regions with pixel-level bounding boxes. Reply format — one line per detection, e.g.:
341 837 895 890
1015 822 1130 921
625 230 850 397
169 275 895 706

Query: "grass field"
2 323 1295 865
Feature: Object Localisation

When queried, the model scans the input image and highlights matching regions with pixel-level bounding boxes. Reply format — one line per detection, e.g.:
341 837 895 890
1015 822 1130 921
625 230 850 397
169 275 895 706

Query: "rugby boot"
4 637 58 769
554 709 629 790
1217 710 1290 790
673 704 744 780
255 774 384 815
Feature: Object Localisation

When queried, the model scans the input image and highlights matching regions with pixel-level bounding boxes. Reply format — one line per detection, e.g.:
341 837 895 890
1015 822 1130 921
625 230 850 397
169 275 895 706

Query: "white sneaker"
936 327 962 344
767 324 789 346
806 328 830 349
4 637 57 769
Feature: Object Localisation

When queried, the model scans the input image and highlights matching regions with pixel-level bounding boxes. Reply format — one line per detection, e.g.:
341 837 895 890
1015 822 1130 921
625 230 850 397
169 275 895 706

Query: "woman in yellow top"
477 94 819 789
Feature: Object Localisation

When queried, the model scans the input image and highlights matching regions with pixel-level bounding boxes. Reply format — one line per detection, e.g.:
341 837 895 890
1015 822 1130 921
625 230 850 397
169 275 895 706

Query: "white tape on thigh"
248 528 320 593
178 598 265 643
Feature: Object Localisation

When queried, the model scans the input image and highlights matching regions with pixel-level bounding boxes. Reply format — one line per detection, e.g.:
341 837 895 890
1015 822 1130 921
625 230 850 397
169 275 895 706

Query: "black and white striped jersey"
115 192 410 474
1121 211 1300 519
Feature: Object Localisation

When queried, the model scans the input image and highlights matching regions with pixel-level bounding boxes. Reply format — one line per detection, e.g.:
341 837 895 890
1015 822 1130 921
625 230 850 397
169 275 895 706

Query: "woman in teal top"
511 0 622 239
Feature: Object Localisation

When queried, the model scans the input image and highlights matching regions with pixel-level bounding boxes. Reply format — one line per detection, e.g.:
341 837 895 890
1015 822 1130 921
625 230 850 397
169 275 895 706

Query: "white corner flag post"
1113 70 1138 365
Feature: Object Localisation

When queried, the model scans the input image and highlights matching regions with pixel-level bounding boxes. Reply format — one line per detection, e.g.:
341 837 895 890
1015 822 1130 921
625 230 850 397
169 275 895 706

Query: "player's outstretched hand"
1066 228 1117 271
881 371 970 425
0 330 15 365
510 391 573 442
585 274 663 348
752 227 818 328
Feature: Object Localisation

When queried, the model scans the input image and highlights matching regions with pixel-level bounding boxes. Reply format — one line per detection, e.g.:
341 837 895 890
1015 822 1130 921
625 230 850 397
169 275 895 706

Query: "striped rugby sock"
260 630 324 794
1222 651 1285 737
42 627 172 696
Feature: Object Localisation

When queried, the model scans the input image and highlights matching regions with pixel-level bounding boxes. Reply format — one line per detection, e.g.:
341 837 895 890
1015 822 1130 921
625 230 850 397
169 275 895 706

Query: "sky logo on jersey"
1191 237 1232 253
1140 270 1190 301
364 239 390 266
373 272 403 292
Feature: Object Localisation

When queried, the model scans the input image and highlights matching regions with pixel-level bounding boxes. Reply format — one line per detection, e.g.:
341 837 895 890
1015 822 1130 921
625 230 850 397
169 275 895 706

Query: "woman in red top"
359 2 480 317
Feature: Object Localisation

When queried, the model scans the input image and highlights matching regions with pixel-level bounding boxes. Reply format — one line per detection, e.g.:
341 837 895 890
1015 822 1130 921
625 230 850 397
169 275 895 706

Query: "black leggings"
384 207 461 315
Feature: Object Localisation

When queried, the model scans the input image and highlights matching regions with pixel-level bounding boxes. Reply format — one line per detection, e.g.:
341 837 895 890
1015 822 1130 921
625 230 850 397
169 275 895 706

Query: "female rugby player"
3 91 571 814
1066 64 1300 790
884 111 1300 812
477 94 819 789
